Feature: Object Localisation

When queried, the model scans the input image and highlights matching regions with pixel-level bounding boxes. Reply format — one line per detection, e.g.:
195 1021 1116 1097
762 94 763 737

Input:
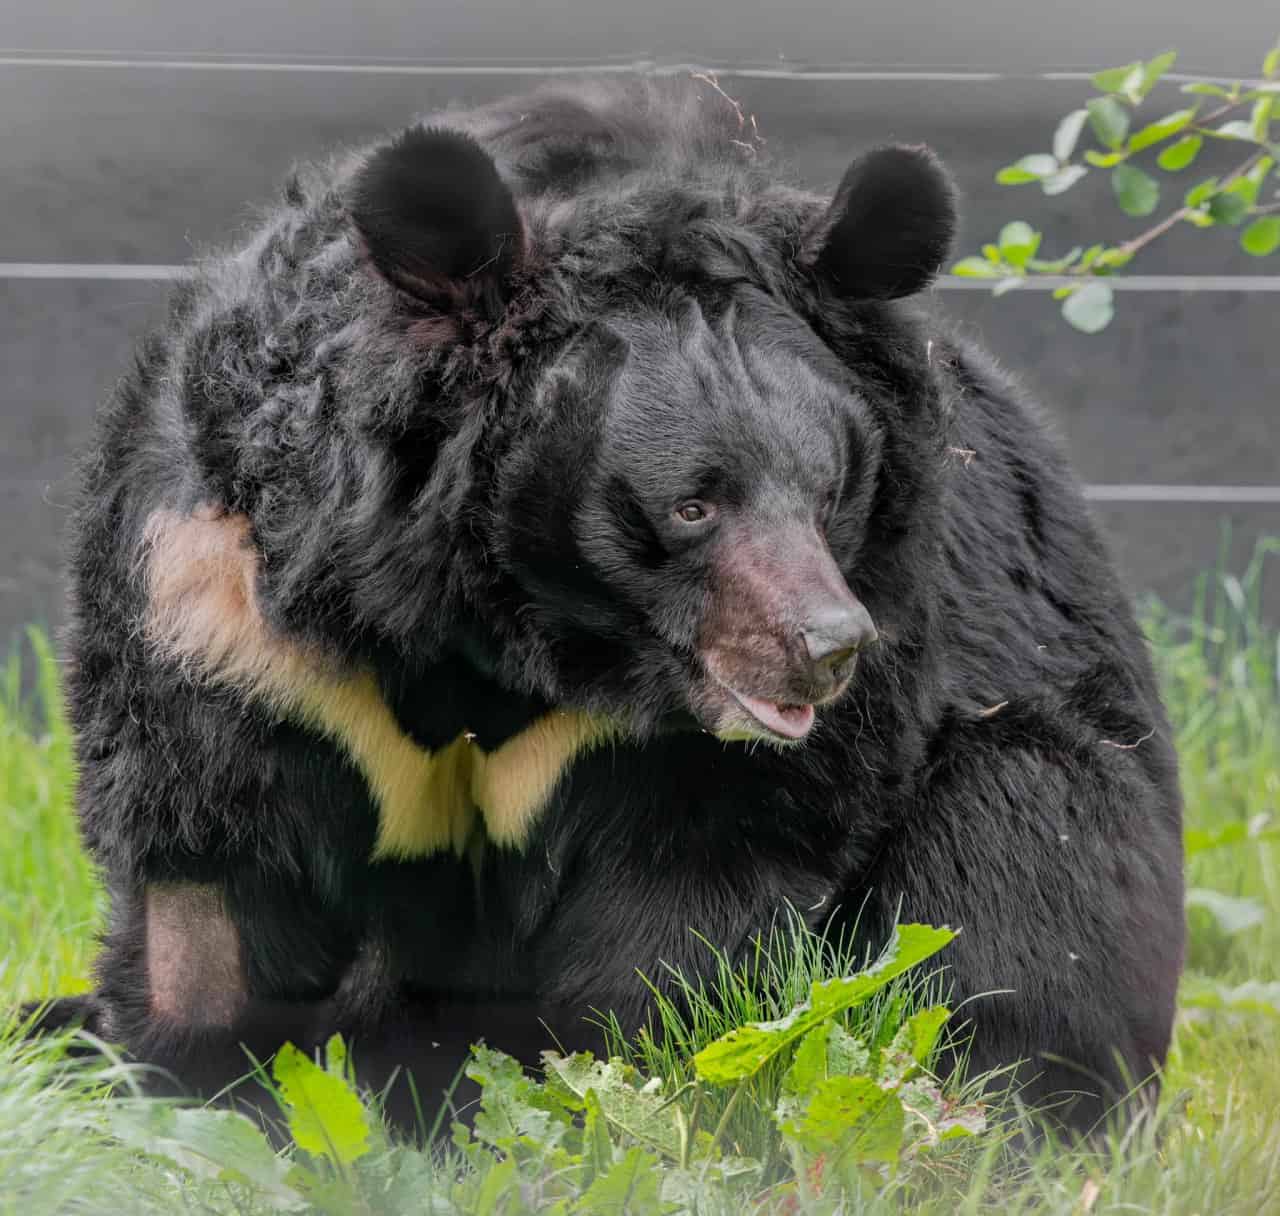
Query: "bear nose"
800 601 878 688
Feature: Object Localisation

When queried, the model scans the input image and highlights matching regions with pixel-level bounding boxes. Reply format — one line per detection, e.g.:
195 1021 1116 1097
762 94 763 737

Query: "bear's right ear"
349 126 523 313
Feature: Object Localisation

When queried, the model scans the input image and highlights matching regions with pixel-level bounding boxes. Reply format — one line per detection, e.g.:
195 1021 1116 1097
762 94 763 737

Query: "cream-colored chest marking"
142 507 608 857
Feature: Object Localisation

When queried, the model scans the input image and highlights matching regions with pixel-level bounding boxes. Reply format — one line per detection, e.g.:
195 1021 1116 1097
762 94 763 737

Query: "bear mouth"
723 688 817 741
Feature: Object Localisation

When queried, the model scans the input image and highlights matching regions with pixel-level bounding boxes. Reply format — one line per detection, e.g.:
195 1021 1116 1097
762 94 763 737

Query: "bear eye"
675 500 715 525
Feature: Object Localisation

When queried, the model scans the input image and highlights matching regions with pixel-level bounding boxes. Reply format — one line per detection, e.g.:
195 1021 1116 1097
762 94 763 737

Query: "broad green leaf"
996 153 1059 184
1265 44 1280 80
581 1089 615 1183
1088 96 1131 149
1053 109 1090 161
1206 191 1249 226
692 924 957 1085
951 257 1001 278
543 1053 681 1158
825 1021 873 1077
899 1080 989 1144
109 1105 305 1209
1157 134 1203 170
1129 108 1197 152
1112 164 1160 216
273 1040 372 1167
1061 282 1115 334
572 1148 666 1215
1186 888 1266 934
1042 164 1089 195
893 1006 951 1068
1140 51 1178 96
1242 216 1280 255
783 1023 832 1094
777 1075 905 1166
998 220 1041 268
1184 176 1220 208
1214 120 1258 140
467 1044 573 1154
1092 62 1142 99
1084 149 1127 168
469 1157 520 1216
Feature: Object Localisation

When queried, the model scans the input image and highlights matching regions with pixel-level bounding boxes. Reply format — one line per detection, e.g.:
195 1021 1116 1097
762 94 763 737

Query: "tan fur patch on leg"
472 711 614 848
142 507 474 857
146 884 246 1026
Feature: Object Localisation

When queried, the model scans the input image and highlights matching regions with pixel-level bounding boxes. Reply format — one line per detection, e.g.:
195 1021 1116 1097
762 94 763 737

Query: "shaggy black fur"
32 78 1182 1137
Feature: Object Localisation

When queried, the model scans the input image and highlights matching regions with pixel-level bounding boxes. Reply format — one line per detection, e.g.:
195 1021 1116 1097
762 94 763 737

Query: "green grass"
1 542 1278 1213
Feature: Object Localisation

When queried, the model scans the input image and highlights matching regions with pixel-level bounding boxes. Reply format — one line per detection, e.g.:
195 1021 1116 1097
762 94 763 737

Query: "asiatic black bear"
35 77 1183 1136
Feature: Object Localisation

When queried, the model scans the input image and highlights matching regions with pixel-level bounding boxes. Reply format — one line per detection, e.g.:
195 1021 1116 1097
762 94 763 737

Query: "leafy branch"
953 40 1280 332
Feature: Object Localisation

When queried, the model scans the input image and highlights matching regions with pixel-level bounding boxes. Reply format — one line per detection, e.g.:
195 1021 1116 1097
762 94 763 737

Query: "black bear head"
348 126 524 315
804 144 957 300
470 140 956 744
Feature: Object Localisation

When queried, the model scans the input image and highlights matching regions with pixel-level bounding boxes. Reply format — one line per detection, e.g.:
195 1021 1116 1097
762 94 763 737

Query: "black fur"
36 78 1182 1137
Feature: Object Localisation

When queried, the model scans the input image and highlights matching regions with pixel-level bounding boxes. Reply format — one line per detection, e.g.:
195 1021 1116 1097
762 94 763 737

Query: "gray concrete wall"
2 2 1278 652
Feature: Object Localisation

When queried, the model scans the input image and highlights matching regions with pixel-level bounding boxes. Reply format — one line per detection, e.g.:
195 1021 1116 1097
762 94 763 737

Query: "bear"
30 77 1184 1138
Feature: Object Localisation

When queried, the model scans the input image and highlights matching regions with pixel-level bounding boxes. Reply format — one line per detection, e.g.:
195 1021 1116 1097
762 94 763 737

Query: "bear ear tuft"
349 126 523 312
807 145 957 301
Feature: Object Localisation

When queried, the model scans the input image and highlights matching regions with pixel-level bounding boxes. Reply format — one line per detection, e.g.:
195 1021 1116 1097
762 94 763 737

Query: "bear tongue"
733 693 816 741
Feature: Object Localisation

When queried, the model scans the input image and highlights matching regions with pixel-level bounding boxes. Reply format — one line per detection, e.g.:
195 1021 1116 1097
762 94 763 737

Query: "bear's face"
496 287 884 745
347 122 956 743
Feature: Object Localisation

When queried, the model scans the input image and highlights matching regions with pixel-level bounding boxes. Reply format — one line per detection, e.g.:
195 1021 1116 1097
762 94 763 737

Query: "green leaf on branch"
998 220 1041 268
1061 282 1115 334
1184 176 1220 208
1112 164 1160 216
1053 109 1090 161
1088 96 1131 149
273 1039 372 1168
1092 62 1144 102
692 924 957 1085
1182 82 1235 98
951 257 1002 278
1030 246 1084 273
1042 165 1089 195
1207 191 1250 226
1265 44 1280 80
995 153 1059 184
1129 107 1198 152
1157 134 1203 170
1251 96 1275 141
1214 120 1258 140
1242 216 1280 255
1140 51 1178 96
1094 247 1134 270
1085 149 1127 168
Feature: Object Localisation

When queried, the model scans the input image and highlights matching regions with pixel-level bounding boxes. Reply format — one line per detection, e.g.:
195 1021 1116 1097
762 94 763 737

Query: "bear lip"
725 690 817 741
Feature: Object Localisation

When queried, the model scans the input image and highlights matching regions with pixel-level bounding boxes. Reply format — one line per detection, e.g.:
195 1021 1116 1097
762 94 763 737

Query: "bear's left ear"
349 125 523 313
805 145 957 300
